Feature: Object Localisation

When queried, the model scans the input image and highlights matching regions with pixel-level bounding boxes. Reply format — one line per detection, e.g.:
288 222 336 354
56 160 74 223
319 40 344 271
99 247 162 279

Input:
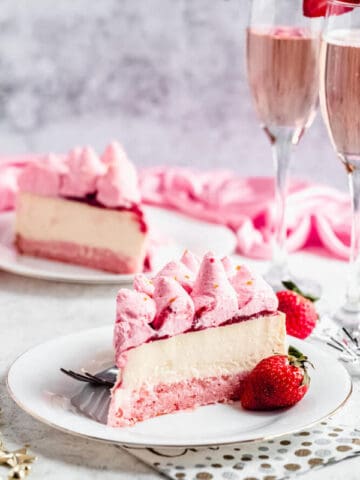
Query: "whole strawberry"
276 281 318 339
241 346 311 411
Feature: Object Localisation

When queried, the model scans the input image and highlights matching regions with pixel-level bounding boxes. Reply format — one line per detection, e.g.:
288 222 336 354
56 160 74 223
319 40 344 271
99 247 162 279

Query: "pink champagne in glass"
321 30 360 161
246 0 321 292
247 27 319 143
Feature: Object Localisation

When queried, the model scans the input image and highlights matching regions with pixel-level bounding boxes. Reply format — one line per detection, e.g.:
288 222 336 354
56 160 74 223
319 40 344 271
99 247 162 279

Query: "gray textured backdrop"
0 0 346 189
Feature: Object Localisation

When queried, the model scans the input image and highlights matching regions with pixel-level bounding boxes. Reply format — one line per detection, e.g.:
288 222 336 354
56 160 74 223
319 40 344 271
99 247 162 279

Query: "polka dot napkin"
124 419 360 480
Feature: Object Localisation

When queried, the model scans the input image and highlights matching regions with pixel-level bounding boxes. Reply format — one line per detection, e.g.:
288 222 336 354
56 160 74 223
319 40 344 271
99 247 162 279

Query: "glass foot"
333 304 360 336
263 263 322 298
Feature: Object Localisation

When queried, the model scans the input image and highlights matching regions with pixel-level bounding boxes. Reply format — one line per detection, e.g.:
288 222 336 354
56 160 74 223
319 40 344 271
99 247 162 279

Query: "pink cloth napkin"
0 157 351 260
140 168 350 260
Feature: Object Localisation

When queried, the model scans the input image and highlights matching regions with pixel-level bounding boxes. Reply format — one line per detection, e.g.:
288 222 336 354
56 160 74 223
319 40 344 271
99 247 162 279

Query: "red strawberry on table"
303 0 355 17
276 280 318 339
241 346 311 411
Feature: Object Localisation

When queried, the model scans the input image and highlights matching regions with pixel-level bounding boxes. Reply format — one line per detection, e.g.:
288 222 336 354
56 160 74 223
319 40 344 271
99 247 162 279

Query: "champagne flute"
320 0 360 330
246 0 321 292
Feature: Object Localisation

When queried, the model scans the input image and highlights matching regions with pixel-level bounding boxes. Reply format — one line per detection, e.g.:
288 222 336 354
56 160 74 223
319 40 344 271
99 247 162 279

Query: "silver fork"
60 366 117 388
61 366 118 424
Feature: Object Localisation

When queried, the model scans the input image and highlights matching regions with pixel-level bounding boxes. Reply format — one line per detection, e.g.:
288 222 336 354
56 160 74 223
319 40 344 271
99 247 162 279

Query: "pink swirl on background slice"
96 141 141 208
151 276 194 336
191 252 238 328
18 154 67 197
60 146 105 197
17 141 143 209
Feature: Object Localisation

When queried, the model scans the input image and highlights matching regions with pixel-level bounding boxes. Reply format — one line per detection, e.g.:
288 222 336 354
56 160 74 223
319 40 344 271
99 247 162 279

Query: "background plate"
0 206 236 284
7 326 352 447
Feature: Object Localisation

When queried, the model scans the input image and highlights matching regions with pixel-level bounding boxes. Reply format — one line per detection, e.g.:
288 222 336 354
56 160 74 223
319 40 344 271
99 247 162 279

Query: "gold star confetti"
0 451 16 468
8 465 31 479
0 410 36 479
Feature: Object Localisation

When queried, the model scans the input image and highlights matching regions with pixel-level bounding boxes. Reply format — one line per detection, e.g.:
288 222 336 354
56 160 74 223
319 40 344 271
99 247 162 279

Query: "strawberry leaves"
281 280 319 303
288 345 313 387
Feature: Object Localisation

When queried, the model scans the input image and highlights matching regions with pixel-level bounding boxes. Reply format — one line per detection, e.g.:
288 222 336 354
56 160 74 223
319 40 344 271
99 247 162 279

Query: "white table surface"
0 252 359 479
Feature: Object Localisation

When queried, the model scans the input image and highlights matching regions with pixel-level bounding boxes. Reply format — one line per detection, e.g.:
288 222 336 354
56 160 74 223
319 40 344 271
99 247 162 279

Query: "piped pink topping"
133 273 155 297
237 275 278 316
60 146 106 197
17 142 143 210
221 256 234 276
18 154 67 197
114 290 156 366
156 260 194 293
114 250 279 358
152 276 194 335
191 253 238 328
180 250 201 272
229 264 255 309
96 141 141 207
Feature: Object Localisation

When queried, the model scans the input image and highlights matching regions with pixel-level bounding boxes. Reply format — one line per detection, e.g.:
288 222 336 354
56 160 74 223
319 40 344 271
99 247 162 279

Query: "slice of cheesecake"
108 251 286 427
15 142 148 274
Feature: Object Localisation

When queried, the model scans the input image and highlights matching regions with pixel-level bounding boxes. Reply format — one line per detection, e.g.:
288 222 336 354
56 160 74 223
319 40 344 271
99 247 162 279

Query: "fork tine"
61 368 90 382
60 368 103 385
326 342 344 353
330 336 359 358
81 372 110 386
60 368 114 387
343 327 359 347
83 371 114 388
328 337 346 351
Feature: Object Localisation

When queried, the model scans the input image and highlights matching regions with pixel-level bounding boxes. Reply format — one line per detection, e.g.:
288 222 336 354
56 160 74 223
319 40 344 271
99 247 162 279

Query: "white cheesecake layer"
16 192 147 257
120 313 286 389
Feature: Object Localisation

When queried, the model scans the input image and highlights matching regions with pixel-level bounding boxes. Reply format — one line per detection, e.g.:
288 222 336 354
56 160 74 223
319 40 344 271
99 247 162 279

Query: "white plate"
0 206 236 284
7 326 352 447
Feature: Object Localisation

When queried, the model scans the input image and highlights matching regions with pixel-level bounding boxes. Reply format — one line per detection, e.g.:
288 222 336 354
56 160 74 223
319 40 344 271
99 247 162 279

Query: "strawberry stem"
288 345 313 387
281 280 319 302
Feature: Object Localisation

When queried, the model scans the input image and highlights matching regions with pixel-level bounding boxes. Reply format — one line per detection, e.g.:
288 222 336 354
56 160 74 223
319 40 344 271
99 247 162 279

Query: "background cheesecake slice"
15 142 149 274
108 251 286 427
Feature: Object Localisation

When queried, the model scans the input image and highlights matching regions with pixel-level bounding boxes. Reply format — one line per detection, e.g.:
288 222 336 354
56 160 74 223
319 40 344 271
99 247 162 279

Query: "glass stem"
271 131 293 271
345 167 360 311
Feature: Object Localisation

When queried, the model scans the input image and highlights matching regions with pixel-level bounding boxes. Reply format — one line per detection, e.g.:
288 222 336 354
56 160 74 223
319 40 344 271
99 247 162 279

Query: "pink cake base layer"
108 372 247 427
15 235 140 274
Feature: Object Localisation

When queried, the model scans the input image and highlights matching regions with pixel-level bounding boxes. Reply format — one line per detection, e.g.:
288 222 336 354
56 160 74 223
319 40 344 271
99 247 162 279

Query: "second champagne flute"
246 0 321 291
320 0 360 331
